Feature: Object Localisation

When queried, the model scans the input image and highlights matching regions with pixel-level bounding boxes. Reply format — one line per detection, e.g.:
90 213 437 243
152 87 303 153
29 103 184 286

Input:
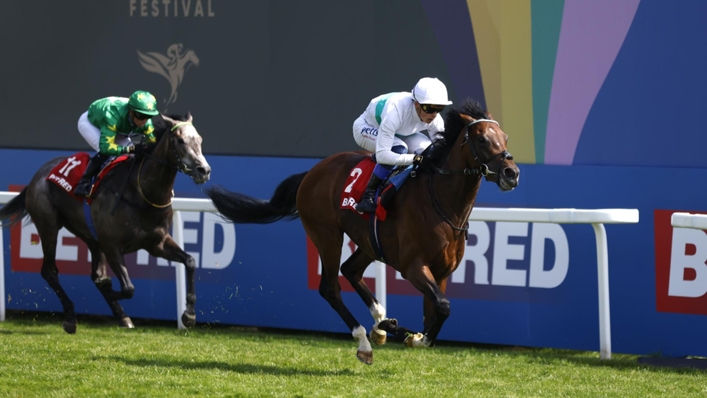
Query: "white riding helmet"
412 77 453 105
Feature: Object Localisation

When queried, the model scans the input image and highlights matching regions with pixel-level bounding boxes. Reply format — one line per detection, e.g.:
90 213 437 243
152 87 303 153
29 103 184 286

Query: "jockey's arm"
98 126 128 156
375 108 416 167
429 114 445 141
139 121 157 145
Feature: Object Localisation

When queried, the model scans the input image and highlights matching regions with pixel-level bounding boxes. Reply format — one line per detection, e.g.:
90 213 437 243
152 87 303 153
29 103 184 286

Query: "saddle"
340 157 414 221
46 152 130 203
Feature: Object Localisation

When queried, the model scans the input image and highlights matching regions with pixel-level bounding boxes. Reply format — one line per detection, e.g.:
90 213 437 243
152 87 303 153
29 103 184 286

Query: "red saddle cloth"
46 153 130 202
340 158 389 220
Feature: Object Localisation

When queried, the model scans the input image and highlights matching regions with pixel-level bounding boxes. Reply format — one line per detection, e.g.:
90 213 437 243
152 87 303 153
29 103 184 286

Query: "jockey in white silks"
352 77 453 213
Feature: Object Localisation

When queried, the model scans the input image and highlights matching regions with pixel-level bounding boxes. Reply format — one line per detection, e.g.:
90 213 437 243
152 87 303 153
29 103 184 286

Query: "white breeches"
77 111 132 153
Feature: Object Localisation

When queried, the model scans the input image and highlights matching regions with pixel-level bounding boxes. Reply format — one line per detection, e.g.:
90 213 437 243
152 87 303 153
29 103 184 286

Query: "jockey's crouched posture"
352 77 452 213
74 90 160 197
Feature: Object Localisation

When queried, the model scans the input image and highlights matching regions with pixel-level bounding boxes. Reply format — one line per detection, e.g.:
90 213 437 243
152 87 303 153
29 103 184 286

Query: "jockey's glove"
124 144 146 156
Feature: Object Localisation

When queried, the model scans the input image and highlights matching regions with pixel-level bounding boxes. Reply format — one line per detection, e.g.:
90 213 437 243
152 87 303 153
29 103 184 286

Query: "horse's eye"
477 136 487 144
177 138 185 144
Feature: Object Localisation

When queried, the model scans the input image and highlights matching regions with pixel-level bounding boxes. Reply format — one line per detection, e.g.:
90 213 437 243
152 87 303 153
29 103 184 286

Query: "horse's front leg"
89 247 133 328
393 260 450 348
102 248 136 301
148 235 197 328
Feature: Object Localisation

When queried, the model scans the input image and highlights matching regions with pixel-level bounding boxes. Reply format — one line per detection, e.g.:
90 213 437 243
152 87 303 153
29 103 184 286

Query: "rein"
137 158 172 208
135 121 194 208
426 118 511 233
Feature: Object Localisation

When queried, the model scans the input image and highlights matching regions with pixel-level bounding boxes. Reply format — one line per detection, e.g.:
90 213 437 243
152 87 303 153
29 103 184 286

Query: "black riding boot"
73 153 107 197
355 174 385 213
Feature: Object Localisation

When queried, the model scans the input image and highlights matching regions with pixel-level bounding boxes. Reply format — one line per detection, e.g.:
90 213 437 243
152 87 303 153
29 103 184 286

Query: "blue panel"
3 149 707 357
575 0 707 167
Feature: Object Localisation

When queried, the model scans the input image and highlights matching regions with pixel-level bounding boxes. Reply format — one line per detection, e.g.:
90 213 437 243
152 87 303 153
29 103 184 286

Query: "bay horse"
205 99 519 364
0 113 211 333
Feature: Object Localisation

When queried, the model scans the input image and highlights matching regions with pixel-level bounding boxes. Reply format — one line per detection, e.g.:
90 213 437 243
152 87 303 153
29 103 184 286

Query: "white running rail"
1 192 638 359
671 212 707 230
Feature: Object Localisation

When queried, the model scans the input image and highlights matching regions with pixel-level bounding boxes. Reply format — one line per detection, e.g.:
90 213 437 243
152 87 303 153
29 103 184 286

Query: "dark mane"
428 98 489 163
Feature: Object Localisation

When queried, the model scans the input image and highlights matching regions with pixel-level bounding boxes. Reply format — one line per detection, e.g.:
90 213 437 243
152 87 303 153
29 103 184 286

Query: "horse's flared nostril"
195 166 211 181
504 167 519 182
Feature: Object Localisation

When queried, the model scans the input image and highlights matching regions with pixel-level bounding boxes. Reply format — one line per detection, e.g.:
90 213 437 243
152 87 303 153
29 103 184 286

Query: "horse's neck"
432 136 483 225
137 137 178 202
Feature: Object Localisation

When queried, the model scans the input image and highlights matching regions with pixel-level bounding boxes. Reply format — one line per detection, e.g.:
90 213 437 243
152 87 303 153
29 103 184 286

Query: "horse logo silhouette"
137 43 200 107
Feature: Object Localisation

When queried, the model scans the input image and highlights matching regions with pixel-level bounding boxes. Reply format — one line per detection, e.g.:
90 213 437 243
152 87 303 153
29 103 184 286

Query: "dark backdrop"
0 0 453 157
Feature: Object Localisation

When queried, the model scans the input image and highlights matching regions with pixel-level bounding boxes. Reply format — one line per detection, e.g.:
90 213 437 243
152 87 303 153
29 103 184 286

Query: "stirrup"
356 197 377 213
73 181 91 197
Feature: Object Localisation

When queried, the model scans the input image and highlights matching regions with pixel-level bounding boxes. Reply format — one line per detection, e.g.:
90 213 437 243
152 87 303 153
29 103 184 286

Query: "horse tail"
0 188 29 228
205 171 308 224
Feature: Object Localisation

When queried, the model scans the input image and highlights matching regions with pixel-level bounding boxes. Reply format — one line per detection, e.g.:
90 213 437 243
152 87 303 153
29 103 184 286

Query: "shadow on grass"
0 329 50 336
431 342 707 374
106 355 357 376
7 311 705 374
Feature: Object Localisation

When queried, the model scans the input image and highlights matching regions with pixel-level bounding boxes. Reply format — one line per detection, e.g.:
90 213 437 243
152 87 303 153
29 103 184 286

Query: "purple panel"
419 0 485 105
544 0 640 165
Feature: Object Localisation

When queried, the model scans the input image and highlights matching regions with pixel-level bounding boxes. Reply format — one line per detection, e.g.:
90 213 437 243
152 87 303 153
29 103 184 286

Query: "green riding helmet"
128 90 160 116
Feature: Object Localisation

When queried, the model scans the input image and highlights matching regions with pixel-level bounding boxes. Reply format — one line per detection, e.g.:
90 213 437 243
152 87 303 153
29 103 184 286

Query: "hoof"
62 321 77 334
356 350 373 365
93 276 112 287
181 311 196 328
377 318 398 334
404 333 425 348
120 317 135 329
370 328 387 346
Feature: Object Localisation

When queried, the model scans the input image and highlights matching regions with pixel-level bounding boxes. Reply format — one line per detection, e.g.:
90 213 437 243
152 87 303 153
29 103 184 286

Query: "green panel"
531 0 565 164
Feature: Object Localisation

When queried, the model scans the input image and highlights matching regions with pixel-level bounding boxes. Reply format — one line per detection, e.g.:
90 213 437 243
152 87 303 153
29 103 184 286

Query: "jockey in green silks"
74 90 159 197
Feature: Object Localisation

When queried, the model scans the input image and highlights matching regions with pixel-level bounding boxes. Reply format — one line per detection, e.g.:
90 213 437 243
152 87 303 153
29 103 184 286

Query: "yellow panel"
468 0 535 163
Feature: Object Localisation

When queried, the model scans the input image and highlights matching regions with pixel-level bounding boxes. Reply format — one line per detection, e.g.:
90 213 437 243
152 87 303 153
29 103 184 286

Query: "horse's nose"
197 165 211 181
504 166 519 185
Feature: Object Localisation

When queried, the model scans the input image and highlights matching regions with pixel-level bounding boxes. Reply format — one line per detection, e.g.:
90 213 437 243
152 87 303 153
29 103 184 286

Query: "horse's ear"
186 112 193 123
487 112 494 119
161 114 177 126
460 113 476 124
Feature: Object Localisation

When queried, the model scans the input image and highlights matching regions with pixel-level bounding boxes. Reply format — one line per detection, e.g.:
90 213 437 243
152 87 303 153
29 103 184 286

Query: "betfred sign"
306 221 571 299
655 209 707 315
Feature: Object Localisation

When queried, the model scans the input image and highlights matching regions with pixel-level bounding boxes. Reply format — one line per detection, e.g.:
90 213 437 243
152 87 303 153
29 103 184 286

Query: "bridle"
424 119 511 178
136 121 194 208
425 118 512 232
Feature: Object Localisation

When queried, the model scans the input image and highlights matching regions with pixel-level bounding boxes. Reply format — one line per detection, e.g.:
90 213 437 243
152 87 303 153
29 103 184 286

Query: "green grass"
0 312 705 397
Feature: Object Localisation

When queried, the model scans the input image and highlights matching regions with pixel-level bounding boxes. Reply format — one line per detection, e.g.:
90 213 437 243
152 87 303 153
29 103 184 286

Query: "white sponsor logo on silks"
18 212 236 269
48 173 73 192
129 0 215 17
137 43 200 110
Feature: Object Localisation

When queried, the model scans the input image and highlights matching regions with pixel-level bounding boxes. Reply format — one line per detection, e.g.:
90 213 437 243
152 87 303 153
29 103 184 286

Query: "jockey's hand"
413 154 429 169
125 144 146 156
412 145 432 170
412 155 425 167
133 144 147 156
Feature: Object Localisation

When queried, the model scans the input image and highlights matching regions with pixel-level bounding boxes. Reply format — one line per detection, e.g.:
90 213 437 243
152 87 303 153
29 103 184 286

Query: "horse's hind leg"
34 219 78 334
340 248 388 345
146 235 197 327
305 224 373 365
89 247 133 328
